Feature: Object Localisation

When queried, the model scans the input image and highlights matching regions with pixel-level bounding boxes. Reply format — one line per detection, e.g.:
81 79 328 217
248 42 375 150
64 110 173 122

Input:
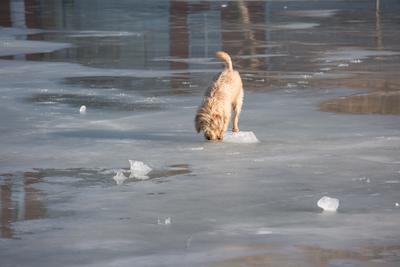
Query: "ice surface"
112 170 128 185
317 196 340 212
223 131 259 143
1 2 400 267
129 160 152 179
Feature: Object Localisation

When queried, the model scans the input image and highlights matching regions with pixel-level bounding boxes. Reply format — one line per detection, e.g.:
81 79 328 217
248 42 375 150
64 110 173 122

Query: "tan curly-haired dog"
195 51 244 141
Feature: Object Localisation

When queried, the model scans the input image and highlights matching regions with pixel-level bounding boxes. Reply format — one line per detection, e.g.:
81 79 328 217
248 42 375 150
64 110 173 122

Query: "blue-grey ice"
1 1 400 266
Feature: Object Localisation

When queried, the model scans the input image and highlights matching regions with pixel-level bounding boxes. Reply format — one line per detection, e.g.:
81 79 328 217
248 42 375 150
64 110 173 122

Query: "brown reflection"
0 0 12 27
169 0 190 93
375 0 383 49
215 244 400 267
320 91 400 115
221 1 267 70
0 172 46 239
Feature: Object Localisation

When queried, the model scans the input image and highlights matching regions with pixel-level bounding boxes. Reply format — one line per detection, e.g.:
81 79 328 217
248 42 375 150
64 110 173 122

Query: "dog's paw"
232 127 239 133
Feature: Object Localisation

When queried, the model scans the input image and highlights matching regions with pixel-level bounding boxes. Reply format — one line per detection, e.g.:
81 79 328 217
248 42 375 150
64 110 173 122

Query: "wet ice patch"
273 23 319 30
66 30 141 38
285 10 338 18
317 196 339 212
129 160 152 180
321 48 400 63
0 39 71 57
223 131 259 144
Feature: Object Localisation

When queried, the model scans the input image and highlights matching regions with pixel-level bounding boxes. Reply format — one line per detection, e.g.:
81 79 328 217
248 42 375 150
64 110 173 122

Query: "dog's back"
206 51 243 101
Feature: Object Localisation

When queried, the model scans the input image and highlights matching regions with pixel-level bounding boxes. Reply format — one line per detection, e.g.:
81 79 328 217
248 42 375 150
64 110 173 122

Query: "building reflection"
0 172 45 239
0 0 399 113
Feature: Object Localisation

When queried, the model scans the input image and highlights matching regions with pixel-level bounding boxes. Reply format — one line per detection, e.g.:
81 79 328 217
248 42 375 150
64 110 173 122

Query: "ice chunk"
223 131 259 144
317 196 339 212
395 203 399 207
157 217 171 225
256 228 273 235
129 160 152 179
113 171 128 185
79 105 86 114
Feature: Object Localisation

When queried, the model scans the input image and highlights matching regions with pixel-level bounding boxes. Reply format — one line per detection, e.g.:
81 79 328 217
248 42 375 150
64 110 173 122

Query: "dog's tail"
215 51 233 72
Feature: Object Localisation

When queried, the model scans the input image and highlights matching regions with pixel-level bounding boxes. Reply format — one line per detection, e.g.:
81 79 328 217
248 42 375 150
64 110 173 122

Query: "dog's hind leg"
232 92 243 132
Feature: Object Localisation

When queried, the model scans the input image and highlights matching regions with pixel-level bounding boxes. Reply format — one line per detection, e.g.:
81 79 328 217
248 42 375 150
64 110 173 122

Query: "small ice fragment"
320 67 331 71
223 131 259 144
189 147 204 151
283 5 288 9
286 83 296 88
350 59 362 63
113 171 128 185
317 196 339 212
157 217 171 225
395 203 399 207
79 105 86 114
129 160 152 179
256 228 273 235
338 63 349 67
221 4 227 8
186 236 193 248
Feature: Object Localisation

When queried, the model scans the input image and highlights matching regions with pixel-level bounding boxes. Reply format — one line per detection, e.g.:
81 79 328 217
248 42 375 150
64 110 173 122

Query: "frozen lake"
1 1 400 266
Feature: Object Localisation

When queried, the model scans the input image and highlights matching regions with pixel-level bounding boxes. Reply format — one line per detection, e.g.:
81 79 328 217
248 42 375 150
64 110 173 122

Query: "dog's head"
195 110 225 141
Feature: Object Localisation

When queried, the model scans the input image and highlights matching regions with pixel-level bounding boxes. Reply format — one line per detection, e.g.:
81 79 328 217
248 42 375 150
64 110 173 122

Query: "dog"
195 51 244 141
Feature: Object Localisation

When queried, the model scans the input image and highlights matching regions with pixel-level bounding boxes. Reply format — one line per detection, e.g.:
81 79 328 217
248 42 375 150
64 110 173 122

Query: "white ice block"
79 105 87 114
129 160 152 179
317 196 339 212
223 131 259 143
113 170 128 185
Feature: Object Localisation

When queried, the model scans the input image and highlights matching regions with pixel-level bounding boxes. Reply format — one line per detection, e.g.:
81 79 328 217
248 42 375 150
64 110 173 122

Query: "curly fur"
195 51 244 141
